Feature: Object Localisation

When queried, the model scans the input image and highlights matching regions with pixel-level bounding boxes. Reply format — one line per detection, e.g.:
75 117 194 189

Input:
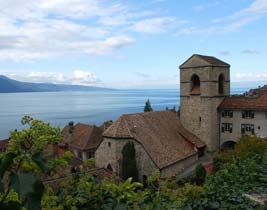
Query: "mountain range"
0 75 112 93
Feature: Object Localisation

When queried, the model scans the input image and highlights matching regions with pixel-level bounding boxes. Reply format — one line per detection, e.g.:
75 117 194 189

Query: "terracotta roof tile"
0 139 9 150
219 86 267 110
62 123 103 150
103 111 205 169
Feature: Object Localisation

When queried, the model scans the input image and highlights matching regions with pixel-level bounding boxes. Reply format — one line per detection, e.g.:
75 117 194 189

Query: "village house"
62 122 103 161
219 85 267 149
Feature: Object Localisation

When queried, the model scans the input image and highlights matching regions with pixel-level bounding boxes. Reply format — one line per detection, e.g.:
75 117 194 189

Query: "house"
62 122 103 161
95 110 205 181
219 85 267 149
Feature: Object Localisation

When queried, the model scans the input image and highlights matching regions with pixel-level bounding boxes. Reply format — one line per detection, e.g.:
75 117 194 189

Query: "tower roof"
180 54 230 69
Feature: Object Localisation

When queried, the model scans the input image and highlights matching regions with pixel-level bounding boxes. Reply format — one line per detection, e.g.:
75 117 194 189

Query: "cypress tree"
144 99 153 112
121 141 138 182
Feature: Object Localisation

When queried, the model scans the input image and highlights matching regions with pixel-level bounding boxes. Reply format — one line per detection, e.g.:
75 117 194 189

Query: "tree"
194 163 206 185
0 116 62 210
144 99 153 112
121 141 138 182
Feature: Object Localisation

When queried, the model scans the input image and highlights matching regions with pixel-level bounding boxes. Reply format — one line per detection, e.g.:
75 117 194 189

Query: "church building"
95 54 267 180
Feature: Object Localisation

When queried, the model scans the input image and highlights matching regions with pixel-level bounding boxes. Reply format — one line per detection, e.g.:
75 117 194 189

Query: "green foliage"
195 164 206 185
144 99 153 112
0 116 62 210
121 141 139 182
213 135 267 172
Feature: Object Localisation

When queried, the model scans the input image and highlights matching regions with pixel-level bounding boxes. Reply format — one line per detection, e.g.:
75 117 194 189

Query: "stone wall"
95 137 158 181
180 64 230 152
161 153 198 177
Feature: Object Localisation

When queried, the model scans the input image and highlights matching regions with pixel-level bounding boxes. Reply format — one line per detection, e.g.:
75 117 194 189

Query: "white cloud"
242 49 260 54
179 0 267 35
131 17 176 34
135 72 151 78
235 71 267 81
70 36 135 56
4 70 101 86
0 0 178 61
193 1 220 12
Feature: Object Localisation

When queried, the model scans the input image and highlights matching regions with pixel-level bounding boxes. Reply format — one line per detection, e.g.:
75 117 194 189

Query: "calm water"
0 89 180 139
0 88 246 140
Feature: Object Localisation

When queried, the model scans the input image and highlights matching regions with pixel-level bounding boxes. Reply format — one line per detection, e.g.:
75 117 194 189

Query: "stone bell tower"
179 54 230 152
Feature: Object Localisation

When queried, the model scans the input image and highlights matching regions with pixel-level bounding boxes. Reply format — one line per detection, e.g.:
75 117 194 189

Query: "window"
78 151 83 159
221 123 233 133
218 74 224 94
242 110 254 118
108 142 111 147
221 110 233 118
190 74 200 95
87 151 94 159
241 124 254 135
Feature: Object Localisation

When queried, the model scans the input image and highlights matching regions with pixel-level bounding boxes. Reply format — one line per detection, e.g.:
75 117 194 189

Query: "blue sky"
0 0 267 88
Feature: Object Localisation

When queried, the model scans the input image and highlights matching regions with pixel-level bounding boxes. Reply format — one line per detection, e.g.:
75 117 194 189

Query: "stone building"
95 111 205 181
95 54 267 179
179 54 230 152
219 85 267 149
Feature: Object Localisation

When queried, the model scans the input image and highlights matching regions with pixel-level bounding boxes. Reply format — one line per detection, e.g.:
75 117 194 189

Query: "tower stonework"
179 54 230 152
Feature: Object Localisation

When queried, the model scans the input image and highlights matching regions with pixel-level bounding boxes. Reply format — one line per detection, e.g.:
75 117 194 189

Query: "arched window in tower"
218 74 224 94
190 74 200 95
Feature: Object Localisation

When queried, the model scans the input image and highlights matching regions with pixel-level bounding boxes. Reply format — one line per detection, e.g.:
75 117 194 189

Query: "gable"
180 54 230 69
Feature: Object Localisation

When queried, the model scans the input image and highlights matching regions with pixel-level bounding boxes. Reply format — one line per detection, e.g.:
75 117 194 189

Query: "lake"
0 88 246 140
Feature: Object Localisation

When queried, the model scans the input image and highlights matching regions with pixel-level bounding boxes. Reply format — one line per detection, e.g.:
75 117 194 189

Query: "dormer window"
190 74 200 95
218 74 224 94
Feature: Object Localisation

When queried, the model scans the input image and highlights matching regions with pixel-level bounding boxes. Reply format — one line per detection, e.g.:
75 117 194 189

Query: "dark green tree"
121 141 138 182
195 163 206 185
144 99 153 112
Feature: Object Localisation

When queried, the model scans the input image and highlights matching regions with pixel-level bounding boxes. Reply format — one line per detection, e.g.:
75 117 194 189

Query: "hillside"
0 75 112 93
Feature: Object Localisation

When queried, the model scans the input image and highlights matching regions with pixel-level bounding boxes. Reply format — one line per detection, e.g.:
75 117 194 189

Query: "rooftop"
103 110 205 169
219 85 267 111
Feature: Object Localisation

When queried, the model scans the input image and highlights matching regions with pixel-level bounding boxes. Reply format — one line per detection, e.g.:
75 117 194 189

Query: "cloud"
179 0 267 35
219 51 230 55
0 0 178 61
4 70 101 86
131 17 176 34
234 71 267 81
135 72 151 78
71 36 135 56
242 49 260 54
193 2 220 12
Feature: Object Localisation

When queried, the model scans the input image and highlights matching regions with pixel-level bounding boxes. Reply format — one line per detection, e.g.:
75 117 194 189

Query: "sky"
0 0 267 89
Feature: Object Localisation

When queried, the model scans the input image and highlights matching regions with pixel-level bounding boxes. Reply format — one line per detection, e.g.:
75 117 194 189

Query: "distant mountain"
0 75 112 93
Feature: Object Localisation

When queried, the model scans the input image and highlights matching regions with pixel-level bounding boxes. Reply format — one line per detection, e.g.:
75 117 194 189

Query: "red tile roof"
219 85 267 110
62 123 103 151
0 139 9 151
103 111 205 169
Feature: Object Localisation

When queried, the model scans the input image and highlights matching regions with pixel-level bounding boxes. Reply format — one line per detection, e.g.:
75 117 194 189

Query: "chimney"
68 121 74 143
